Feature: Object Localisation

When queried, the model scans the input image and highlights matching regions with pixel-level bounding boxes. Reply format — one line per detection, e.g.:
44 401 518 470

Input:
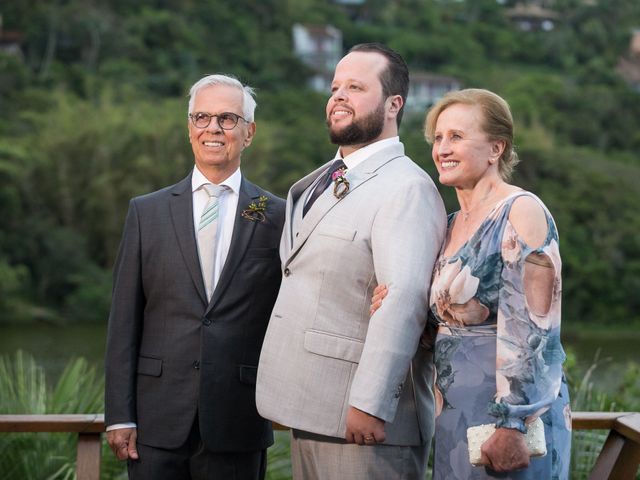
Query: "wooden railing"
0 414 104 480
572 412 640 479
0 412 639 479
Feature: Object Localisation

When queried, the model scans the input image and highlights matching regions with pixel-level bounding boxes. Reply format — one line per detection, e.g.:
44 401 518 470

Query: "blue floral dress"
429 192 571 479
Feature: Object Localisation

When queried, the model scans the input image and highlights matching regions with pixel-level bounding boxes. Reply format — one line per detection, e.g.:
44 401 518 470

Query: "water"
0 322 638 393
563 329 640 392
0 322 108 381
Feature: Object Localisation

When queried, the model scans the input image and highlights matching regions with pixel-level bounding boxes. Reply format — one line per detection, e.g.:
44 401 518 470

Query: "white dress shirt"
106 166 241 431
337 136 400 169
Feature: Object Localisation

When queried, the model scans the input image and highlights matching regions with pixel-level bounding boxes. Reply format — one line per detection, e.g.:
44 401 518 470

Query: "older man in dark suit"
105 74 285 480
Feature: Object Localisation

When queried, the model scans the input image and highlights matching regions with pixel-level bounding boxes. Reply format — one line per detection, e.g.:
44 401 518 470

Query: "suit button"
193 361 200 370
203 317 212 326
394 383 403 398
284 268 291 277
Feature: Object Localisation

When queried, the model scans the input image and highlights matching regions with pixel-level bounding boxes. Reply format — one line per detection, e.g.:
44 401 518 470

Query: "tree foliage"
1 0 640 325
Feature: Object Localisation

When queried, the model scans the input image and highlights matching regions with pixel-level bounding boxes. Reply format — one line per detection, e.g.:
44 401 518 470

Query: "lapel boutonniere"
332 167 349 199
241 195 268 222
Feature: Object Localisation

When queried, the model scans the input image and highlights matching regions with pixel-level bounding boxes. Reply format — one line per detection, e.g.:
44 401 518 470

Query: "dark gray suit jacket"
105 171 285 451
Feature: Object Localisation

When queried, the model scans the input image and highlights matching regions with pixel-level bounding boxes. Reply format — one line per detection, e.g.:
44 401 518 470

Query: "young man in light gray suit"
105 74 285 480
256 44 447 479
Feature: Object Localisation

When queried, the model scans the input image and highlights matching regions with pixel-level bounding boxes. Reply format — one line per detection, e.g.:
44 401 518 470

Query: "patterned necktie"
303 159 346 216
198 183 227 300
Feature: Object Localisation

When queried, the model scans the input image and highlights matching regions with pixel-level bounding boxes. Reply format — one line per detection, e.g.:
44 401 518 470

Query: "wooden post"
77 432 102 480
609 439 640 479
589 430 628 479
0 414 105 480
587 413 640 480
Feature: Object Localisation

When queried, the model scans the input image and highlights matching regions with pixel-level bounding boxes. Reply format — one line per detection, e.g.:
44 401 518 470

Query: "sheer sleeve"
488 211 565 432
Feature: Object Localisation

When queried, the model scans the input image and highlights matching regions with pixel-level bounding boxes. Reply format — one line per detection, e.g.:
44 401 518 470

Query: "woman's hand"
479 427 530 472
369 284 388 316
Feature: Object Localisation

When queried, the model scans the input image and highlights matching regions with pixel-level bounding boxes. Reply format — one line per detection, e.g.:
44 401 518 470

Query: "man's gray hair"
188 74 257 121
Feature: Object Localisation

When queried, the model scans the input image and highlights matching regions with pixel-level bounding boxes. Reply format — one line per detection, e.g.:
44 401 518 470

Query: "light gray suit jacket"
256 142 447 446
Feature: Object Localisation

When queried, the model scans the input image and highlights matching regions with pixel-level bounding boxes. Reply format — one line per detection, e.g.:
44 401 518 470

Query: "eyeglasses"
189 111 248 130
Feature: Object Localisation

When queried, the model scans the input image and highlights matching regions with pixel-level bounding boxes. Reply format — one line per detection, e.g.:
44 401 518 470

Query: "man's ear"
387 95 403 117
243 122 256 148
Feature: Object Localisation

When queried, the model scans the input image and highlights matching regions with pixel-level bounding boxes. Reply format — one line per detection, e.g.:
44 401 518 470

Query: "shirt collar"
192 166 242 194
333 136 400 170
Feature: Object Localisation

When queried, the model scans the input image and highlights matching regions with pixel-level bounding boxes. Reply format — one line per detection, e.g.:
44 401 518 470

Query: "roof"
294 23 341 39
505 4 560 20
617 57 640 84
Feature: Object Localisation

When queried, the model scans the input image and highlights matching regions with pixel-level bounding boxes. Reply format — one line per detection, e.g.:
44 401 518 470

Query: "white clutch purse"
466 417 547 466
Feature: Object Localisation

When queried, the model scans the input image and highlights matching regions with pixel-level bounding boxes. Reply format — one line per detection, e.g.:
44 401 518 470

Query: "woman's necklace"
460 188 495 222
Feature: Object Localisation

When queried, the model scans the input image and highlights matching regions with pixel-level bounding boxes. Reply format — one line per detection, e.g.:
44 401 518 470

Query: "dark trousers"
128 416 267 480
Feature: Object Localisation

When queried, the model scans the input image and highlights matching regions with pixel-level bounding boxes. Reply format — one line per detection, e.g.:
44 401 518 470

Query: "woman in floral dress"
372 89 571 479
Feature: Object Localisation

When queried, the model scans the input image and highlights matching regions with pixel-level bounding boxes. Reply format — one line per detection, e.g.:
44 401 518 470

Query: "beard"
327 101 385 146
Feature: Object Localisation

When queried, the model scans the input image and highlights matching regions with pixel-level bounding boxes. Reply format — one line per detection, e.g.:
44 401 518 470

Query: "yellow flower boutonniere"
241 195 268 222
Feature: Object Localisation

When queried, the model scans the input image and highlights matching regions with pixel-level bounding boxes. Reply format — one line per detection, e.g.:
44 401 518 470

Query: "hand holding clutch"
467 417 546 467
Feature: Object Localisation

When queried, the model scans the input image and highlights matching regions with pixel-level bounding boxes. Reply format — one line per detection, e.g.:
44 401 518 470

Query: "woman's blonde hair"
424 88 520 181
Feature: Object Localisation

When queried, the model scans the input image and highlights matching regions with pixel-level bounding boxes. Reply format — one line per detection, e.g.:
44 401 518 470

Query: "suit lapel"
282 163 329 258
286 143 405 266
169 172 207 304
206 177 259 314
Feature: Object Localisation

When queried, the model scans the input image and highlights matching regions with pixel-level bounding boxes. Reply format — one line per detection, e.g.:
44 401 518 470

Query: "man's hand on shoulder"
107 427 139 461
345 406 386 445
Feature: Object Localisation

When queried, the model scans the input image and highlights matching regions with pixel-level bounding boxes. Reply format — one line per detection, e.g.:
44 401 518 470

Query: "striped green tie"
198 183 227 300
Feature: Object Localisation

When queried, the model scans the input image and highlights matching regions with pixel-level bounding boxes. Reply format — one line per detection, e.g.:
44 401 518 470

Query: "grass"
568 354 614 479
0 350 126 480
266 431 293 480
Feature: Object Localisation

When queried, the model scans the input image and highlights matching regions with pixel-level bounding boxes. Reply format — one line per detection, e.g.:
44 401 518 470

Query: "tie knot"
302 158 347 217
202 183 227 198
329 159 346 175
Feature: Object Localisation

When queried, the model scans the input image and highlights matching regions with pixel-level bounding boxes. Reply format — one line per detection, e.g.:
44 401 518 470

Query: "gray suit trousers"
290 430 429 480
